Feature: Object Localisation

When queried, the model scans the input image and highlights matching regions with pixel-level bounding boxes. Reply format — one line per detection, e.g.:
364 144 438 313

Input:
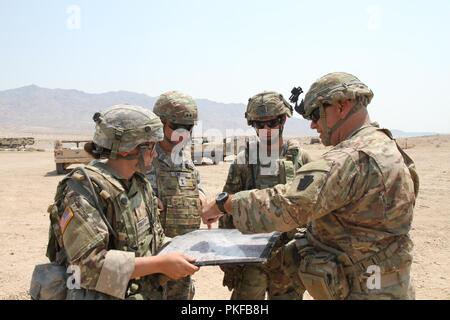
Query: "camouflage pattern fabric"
297 72 374 146
166 276 195 300
153 91 198 125
230 124 418 299
147 144 205 236
147 144 205 300
92 104 163 157
219 140 311 300
302 72 374 120
245 91 293 124
46 161 166 300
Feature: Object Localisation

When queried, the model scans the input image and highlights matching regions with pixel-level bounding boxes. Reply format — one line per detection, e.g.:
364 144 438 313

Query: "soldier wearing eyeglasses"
218 91 311 300
203 73 419 300
146 91 207 300
31 105 199 300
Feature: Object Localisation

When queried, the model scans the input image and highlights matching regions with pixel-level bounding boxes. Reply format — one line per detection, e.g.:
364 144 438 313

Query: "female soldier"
34 105 199 300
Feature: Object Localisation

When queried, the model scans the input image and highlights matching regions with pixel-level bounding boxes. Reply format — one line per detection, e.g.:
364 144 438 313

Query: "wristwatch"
215 192 229 214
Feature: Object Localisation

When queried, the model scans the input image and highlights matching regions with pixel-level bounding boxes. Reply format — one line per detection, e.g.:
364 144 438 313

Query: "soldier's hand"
198 193 213 229
159 252 200 280
132 253 199 280
201 197 223 226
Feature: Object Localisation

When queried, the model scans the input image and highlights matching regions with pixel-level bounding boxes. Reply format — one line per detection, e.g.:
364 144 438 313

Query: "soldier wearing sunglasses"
146 91 207 300
218 91 311 300
203 73 418 300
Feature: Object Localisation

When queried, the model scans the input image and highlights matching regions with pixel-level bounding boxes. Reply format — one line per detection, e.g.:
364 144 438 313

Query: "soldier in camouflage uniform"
34 105 199 300
147 91 206 300
219 91 311 300
203 72 419 300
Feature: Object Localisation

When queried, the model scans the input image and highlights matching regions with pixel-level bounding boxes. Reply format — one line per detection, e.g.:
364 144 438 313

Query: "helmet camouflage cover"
245 91 293 125
153 91 198 125
93 104 163 157
300 72 374 120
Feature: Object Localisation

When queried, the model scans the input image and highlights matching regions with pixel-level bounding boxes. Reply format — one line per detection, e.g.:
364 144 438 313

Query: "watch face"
217 192 228 202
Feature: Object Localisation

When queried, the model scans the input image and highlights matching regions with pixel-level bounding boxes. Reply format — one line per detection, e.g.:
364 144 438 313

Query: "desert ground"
0 134 449 300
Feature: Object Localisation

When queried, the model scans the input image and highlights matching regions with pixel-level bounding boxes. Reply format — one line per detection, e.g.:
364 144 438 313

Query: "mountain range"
0 85 436 138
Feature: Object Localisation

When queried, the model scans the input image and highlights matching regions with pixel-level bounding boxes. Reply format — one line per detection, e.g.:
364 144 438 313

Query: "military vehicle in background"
191 137 222 165
54 140 93 174
191 136 251 165
0 137 35 149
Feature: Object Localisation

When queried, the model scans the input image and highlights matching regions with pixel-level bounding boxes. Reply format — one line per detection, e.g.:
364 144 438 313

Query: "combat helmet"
245 91 293 126
298 72 373 121
153 91 198 125
92 104 163 159
295 72 374 146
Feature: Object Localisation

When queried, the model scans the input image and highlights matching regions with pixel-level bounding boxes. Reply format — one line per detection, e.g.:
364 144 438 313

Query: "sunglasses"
139 142 156 153
252 117 284 129
168 122 194 131
310 108 321 122
309 103 332 123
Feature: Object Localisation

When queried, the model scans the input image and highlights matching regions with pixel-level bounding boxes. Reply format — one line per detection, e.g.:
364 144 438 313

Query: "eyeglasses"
252 117 284 129
168 122 194 131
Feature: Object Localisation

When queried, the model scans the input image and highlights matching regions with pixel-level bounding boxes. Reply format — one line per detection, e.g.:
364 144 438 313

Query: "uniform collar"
91 159 136 191
346 122 380 140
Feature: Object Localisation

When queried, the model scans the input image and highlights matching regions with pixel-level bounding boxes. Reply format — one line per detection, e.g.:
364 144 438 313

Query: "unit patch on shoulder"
60 207 75 234
297 175 314 191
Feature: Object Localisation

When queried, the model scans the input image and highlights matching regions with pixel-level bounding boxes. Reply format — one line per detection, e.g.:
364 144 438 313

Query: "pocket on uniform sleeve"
286 159 333 214
62 206 105 261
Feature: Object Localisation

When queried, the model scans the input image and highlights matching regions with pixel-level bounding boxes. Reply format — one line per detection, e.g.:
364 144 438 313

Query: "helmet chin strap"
136 145 150 174
115 145 150 173
319 101 364 146
163 132 179 146
319 106 332 146
279 124 285 137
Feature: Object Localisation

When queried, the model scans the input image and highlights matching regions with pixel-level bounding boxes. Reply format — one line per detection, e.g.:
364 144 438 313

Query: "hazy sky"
1 0 449 133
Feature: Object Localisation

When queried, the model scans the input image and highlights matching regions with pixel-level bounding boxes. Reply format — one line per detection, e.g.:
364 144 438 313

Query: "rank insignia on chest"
297 175 314 191
178 175 187 187
60 207 74 234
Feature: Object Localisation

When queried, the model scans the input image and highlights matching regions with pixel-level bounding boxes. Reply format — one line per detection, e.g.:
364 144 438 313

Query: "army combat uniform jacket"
220 139 311 228
45 161 166 300
219 139 311 300
230 124 419 299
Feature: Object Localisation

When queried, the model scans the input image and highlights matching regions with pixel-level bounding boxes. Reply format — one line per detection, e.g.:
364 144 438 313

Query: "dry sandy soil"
0 135 449 300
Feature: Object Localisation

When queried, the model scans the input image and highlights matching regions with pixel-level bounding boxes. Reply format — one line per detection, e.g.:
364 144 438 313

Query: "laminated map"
157 229 281 266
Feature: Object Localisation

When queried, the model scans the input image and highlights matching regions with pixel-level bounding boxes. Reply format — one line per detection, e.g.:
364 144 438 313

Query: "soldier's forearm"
199 191 207 207
131 256 163 279
224 196 233 214
230 188 299 234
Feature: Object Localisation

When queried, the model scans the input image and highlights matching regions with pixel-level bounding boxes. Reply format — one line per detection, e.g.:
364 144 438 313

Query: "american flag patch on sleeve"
60 207 74 234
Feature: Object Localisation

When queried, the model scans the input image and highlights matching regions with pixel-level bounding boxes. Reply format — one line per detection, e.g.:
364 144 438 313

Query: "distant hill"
0 85 157 134
0 85 435 138
0 85 316 137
